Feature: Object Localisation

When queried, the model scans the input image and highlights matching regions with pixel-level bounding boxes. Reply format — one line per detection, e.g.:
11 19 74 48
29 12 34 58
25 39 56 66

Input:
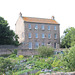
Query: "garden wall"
0 45 38 56
0 45 65 56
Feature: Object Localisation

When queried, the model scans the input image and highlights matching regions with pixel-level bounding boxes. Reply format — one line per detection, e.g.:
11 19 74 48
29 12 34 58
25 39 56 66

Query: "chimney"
19 12 22 17
51 16 55 20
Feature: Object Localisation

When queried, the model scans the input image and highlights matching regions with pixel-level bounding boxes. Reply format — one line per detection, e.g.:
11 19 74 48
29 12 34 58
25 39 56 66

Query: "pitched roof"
23 17 59 24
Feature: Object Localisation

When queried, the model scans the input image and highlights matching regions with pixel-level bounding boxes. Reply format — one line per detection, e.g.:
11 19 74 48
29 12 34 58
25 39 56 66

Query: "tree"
62 45 75 71
0 16 19 45
60 27 75 48
37 46 54 57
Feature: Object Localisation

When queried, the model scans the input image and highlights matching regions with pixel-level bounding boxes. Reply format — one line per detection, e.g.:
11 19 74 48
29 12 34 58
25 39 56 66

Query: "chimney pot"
51 16 55 20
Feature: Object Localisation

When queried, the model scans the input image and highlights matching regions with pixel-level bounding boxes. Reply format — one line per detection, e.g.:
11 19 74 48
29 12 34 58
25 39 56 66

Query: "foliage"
13 69 33 75
19 55 24 59
51 58 61 67
62 45 75 71
0 57 14 73
9 54 16 58
0 16 19 46
37 46 54 57
0 46 75 74
35 71 41 75
60 27 75 48
13 49 18 55
53 67 60 71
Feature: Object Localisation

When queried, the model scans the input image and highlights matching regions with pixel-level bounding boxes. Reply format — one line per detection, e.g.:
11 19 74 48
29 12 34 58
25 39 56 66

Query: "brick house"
15 13 60 49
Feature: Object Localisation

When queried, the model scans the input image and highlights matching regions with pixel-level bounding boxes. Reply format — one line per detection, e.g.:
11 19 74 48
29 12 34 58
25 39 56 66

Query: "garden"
0 46 75 75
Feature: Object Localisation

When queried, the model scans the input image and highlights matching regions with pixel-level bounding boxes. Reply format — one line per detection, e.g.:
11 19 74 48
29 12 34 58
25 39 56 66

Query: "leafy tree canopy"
0 16 19 46
60 27 75 48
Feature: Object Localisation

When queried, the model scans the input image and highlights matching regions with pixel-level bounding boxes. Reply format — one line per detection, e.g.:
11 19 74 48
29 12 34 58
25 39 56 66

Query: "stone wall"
17 49 38 56
0 45 38 56
0 45 66 56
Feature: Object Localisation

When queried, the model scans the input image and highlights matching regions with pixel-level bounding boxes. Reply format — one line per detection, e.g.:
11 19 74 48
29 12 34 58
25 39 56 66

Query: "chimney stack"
51 16 55 20
19 12 22 17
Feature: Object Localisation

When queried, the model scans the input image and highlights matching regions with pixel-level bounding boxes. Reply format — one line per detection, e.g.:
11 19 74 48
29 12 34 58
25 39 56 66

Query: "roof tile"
23 17 59 24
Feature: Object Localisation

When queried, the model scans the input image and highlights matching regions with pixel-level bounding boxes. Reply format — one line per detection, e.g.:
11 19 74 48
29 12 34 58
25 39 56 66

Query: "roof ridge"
23 16 52 20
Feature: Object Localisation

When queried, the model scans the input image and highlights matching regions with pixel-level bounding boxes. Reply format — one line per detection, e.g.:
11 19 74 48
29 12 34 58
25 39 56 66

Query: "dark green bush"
37 46 54 57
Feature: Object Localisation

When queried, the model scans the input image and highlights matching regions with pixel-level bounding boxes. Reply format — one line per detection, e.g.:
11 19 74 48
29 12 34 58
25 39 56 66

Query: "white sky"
0 0 75 37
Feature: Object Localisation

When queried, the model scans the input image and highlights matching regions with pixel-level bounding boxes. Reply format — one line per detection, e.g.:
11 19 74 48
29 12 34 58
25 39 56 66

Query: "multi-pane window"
42 33 45 38
28 24 31 29
54 26 56 30
28 33 31 38
35 25 38 29
42 42 45 46
54 42 56 48
35 33 38 38
48 33 51 39
29 42 32 49
41 25 44 30
54 34 57 39
35 42 39 48
48 26 50 30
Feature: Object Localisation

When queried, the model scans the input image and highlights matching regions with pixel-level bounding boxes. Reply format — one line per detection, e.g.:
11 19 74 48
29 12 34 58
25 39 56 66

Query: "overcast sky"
0 0 75 37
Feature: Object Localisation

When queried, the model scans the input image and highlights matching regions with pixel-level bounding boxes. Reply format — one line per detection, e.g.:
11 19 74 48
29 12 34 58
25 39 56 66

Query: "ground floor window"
42 42 45 46
35 42 39 48
54 43 56 48
29 42 32 49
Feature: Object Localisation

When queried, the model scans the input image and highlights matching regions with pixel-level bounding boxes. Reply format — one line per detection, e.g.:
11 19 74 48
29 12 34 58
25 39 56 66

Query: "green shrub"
13 49 17 55
62 45 75 71
0 57 14 73
35 71 41 75
51 57 61 68
37 46 54 57
53 67 60 71
9 54 16 58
